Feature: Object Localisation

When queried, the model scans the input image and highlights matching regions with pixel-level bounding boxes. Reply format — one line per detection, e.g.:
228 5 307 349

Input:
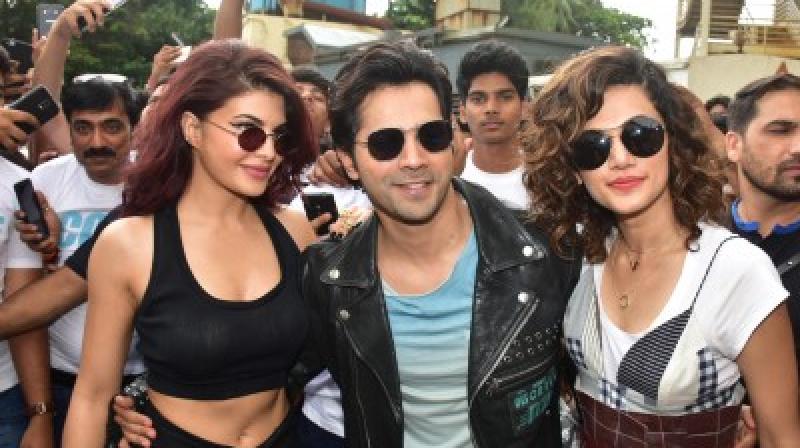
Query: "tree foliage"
385 0 651 49
386 0 434 31
0 0 214 86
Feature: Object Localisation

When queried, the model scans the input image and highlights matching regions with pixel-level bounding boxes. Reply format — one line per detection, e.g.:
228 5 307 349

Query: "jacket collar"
319 178 546 290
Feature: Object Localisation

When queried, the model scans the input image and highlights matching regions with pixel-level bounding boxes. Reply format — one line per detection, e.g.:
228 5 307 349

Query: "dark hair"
62 78 142 126
728 74 800 133
329 40 452 153
0 46 10 78
124 39 317 216
291 66 331 96
704 94 730 112
456 39 529 101
524 46 726 262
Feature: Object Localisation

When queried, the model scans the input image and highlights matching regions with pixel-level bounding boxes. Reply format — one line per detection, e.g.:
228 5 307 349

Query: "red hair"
124 39 317 216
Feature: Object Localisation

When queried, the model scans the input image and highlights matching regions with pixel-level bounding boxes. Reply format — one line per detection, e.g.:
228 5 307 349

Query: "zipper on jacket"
469 295 541 407
349 338 372 448
484 352 556 397
340 320 403 424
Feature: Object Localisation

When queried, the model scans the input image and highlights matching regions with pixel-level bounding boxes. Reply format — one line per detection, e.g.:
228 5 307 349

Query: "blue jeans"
52 381 73 447
0 384 29 448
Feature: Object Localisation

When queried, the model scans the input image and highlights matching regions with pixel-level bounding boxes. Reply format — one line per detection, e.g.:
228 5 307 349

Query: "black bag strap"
777 251 800 276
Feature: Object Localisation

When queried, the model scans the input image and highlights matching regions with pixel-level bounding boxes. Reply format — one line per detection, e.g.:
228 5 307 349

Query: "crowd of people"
1 0 799 447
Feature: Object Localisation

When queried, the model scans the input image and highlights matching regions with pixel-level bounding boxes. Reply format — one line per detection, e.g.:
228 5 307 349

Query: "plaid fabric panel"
566 337 588 370
685 348 736 412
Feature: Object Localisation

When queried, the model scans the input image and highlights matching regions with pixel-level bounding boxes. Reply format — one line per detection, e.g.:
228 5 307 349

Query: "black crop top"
134 204 308 400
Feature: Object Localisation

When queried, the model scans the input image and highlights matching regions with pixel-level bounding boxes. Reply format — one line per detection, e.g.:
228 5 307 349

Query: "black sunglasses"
569 115 665 171
206 120 295 156
356 120 453 161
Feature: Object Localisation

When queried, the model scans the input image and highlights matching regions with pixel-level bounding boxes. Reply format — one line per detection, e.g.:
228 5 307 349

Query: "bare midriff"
148 388 289 447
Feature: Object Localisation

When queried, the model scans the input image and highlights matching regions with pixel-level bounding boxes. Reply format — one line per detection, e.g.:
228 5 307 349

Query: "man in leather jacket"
300 40 581 448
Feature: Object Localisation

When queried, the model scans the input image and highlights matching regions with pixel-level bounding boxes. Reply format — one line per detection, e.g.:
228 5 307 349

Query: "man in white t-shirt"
0 158 46 448
457 40 530 210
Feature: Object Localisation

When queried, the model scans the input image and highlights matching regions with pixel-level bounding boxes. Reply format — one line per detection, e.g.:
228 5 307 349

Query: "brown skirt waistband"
575 391 740 448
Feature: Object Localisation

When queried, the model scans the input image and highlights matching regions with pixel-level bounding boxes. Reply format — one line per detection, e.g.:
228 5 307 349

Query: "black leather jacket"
301 179 581 448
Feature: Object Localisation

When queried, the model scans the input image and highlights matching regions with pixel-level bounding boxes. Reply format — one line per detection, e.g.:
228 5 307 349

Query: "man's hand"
20 414 54 448
14 191 61 265
113 395 156 448
0 109 38 152
2 62 33 99
307 151 350 187
51 0 110 39
146 45 182 92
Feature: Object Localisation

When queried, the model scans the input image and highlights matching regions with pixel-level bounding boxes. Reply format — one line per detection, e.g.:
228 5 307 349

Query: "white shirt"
289 183 370 437
459 151 528 210
30 154 144 375
0 158 43 392
568 224 787 412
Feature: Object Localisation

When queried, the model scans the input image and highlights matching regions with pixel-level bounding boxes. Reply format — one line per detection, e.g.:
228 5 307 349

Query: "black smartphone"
302 193 339 236
8 85 60 134
36 3 65 37
0 38 33 74
76 0 128 31
13 179 50 240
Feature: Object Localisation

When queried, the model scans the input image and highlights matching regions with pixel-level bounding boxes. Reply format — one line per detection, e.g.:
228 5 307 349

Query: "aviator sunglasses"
206 120 295 156
356 119 453 161
569 115 665 171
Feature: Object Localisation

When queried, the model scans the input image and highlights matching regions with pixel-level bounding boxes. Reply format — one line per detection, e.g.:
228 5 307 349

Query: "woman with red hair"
63 39 317 447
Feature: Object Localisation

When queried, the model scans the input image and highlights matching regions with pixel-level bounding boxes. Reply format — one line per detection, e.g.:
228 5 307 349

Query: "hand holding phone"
302 193 339 236
14 179 50 241
0 39 33 74
0 109 39 152
8 85 60 134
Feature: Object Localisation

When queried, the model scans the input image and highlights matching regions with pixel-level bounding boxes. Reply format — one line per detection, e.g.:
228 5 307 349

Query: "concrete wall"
688 53 800 100
242 15 381 65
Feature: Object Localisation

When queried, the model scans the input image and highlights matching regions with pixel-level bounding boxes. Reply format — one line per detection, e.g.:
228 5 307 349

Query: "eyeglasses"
355 119 453 161
206 120 294 156
569 115 665 171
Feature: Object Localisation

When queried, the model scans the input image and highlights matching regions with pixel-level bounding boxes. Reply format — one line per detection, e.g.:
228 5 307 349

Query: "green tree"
386 0 434 31
385 0 651 49
0 0 214 86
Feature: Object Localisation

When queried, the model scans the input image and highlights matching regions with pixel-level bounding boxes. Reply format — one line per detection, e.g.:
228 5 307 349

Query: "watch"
26 401 55 416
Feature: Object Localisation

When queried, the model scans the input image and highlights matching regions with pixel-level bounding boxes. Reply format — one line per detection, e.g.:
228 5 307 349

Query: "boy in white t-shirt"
456 40 530 210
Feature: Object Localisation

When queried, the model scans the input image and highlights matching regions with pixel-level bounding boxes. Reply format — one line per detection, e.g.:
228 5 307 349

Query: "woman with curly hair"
525 46 800 446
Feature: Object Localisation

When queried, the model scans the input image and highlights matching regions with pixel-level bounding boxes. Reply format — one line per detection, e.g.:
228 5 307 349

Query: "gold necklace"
609 236 684 309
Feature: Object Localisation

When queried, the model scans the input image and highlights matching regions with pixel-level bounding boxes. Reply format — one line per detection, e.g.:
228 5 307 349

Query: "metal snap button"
338 309 350 320
517 292 529 303
329 268 340 280
522 245 534 257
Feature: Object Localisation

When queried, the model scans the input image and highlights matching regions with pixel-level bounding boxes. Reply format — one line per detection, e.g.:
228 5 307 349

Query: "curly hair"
523 46 726 263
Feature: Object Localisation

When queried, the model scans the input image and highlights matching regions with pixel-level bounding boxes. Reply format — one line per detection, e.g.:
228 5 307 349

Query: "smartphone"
13 179 50 240
302 193 339 236
0 38 33 74
77 0 128 31
36 3 65 37
8 85 60 134
170 32 185 47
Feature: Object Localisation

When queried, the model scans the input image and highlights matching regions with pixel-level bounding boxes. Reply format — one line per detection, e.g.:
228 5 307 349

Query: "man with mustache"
9 1 145 445
727 74 800 372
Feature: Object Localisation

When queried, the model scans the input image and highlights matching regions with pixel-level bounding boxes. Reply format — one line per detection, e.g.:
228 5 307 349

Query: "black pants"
138 399 298 448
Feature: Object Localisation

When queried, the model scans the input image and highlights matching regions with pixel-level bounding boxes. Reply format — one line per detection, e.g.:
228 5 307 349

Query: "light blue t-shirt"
384 231 477 448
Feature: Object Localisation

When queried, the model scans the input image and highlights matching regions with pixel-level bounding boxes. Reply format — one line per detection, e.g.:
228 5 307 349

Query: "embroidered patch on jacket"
507 366 557 434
